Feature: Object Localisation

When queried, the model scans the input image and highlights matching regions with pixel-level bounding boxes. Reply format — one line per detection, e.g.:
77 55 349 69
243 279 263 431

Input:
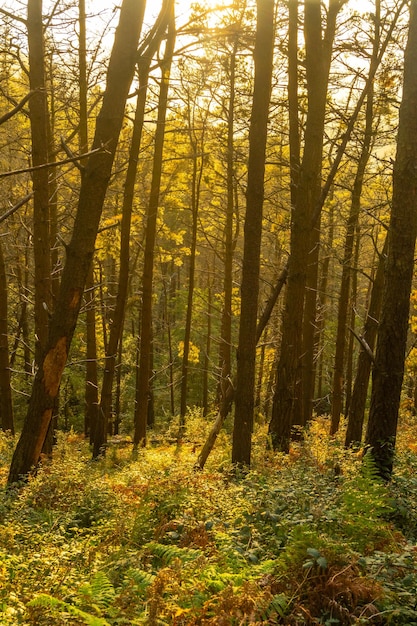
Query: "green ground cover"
1 414 417 625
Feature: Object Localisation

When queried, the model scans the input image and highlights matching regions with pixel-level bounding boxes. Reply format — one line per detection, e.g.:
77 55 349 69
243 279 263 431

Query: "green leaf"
306 548 320 559
316 556 328 570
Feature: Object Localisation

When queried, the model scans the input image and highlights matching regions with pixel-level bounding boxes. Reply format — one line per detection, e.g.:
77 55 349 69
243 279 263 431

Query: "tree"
134 0 176 447
178 65 210 429
269 0 344 451
345 235 387 447
8 0 146 484
27 0 52 366
231 0 275 467
365 0 417 480
0 238 14 433
331 0 380 435
93 6 173 456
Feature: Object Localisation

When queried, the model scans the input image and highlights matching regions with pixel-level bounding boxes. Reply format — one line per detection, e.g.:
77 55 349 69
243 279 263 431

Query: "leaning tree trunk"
8 0 146 484
366 0 417 480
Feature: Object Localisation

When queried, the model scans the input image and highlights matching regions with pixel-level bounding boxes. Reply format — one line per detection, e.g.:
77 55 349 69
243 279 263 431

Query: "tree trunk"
93 50 150 458
0 239 14 433
217 37 238 417
232 0 275 467
269 0 341 451
179 99 207 429
78 0 99 442
134 0 176 446
315 202 334 403
345 236 387 446
366 1 417 480
8 0 146 484
331 1 379 434
84 266 99 441
197 265 287 470
344 227 360 418
27 0 51 365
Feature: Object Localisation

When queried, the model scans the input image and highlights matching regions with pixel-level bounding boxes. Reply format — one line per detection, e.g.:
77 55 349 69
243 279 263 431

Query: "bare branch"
348 327 375 364
0 90 39 126
0 193 33 225
0 145 108 180
0 8 27 25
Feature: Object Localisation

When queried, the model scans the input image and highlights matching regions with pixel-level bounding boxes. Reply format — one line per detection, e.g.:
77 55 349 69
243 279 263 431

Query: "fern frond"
127 568 156 590
28 594 111 626
145 541 202 563
89 571 116 609
261 593 289 621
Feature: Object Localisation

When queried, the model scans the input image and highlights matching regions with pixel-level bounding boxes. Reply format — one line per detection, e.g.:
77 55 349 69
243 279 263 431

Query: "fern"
79 571 116 610
145 541 202 564
261 593 289 621
126 568 156 590
28 594 111 626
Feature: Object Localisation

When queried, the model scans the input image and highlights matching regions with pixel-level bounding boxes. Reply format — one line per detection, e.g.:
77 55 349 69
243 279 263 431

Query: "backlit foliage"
1 414 417 624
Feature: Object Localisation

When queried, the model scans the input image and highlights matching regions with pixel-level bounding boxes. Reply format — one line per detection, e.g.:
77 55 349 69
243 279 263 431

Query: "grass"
1 411 417 624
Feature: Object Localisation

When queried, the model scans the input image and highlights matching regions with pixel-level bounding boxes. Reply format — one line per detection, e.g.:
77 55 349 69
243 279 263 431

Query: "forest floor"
1 412 417 625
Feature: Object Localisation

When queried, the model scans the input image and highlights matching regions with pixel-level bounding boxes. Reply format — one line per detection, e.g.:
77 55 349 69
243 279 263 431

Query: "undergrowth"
1 412 417 624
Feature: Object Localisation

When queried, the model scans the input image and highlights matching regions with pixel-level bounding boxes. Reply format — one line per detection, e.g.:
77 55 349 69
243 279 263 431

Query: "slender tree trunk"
8 0 146 484
0 239 14 433
345 236 387 446
315 202 334 403
84 267 99 441
78 0 99 441
366 1 417 480
217 38 238 416
232 0 275 467
179 109 206 429
134 0 176 446
27 0 51 365
331 2 379 434
114 334 123 434
93 49 151 458
344 227 360 418
197 265 287 470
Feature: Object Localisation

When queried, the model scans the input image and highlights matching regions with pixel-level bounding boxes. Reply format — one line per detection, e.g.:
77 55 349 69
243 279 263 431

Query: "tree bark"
8 0 146 484
232 0 275 466
93 48 152 458
269 0 342 451
27 0 51 365
0 239 14 433
365 1 417 480
134 0 176 447
217 36 238 419
331 0 379 434
179 85 207 429
345 235 387 447
84 266 99 441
